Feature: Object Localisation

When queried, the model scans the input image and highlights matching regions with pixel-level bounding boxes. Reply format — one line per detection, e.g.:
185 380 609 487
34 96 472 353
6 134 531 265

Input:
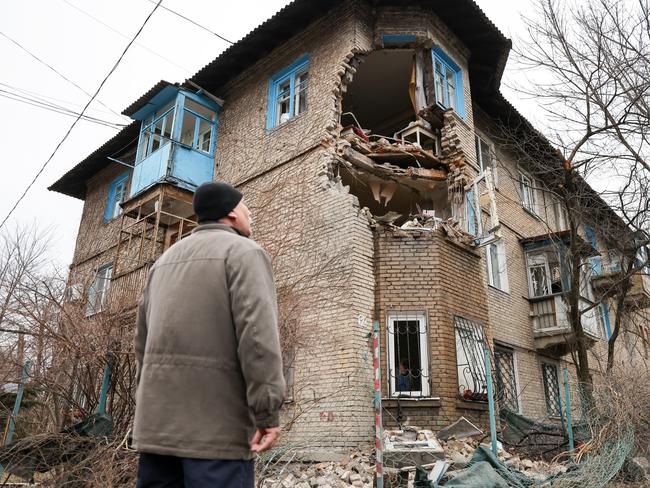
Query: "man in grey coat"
133 181 286 487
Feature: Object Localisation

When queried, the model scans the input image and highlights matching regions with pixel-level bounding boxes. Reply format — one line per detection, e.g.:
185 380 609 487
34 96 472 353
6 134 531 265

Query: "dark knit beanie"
193 182 243 224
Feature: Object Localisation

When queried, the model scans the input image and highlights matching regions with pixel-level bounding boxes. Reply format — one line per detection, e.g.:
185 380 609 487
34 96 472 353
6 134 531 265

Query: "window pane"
156 101 174 118
529 264 549 297
276 79 291 125
454 316 487 401
434 70 445 107
494 348 519 412
138 130 150 160
198 118 212 153
542 363 561 417
295 71 308 115
393 320 423 393
446 69 456 110
180 110 198 146
184 98 214 121
489 243 501 289
112 182 126 219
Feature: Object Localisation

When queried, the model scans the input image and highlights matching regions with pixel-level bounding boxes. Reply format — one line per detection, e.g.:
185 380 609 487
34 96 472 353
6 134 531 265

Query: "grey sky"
0 0 535 270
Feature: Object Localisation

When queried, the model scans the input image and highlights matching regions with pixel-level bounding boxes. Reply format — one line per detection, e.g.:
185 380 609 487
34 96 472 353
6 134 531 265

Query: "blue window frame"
138 102 175 161
584 225 603 275
600 303 612 340
135 92 218 163
432 47 465 118
104 172 129 223
266 54 310 130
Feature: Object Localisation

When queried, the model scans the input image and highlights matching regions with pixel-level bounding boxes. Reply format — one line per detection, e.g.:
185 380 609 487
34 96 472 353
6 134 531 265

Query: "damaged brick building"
50 0 650 452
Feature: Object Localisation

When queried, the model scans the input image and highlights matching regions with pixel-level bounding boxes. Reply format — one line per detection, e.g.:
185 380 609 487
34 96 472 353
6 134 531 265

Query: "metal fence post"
563 368 574 455
0 360 30 479
373 321 384 488
484 347 498 456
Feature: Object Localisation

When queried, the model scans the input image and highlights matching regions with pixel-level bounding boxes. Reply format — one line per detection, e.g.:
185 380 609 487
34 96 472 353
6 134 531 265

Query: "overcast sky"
0 0 537 270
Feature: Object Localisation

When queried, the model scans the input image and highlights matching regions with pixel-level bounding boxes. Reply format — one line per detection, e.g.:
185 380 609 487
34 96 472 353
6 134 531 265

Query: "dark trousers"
136 452 254 488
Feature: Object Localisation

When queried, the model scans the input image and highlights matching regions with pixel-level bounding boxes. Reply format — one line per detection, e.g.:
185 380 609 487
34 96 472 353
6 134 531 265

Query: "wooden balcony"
529 294 601 356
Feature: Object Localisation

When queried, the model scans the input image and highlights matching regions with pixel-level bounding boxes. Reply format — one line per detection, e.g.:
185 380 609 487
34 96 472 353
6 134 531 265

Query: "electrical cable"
0 88 127 129
0 30 129 122
60 0 193 74
144 0 234 44
0 0 164 231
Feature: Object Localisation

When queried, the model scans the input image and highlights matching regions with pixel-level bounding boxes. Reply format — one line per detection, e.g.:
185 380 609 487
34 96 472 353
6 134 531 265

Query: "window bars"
494 347 519 412
542 363 562 417
386 312 430 397
454 316 488 401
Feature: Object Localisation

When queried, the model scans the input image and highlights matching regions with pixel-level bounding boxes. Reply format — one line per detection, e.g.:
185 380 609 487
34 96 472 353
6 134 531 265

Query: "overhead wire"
143 0 234 44
60 0 193 75
0 30 129 123
0 81 124 118
0 0 164 231
0 87 127 129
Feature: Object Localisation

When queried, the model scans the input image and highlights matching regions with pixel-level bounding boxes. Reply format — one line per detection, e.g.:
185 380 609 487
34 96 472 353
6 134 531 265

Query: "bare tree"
493 0 650 406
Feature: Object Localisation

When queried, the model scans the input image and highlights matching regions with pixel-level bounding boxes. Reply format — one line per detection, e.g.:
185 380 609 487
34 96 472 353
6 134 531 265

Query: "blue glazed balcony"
128 85 220 198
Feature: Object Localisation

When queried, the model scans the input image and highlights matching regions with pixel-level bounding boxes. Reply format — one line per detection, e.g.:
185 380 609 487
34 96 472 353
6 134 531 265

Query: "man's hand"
250 427 281 453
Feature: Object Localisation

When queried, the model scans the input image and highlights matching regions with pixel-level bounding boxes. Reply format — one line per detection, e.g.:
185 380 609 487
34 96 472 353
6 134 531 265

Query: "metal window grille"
542 363 562 417
494 347 519 412
454 316 488 401
387 312 430 397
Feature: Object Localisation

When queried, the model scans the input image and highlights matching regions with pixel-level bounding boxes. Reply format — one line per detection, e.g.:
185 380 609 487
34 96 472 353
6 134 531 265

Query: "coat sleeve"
134 289 148 388
227 247 286 428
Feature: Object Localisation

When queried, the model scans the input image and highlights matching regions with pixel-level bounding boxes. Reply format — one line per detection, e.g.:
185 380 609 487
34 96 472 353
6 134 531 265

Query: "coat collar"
192 223 241 236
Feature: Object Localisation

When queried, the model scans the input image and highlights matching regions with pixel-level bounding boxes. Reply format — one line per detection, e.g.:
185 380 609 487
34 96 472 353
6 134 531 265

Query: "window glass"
198 118 212 153
387 313 429 397
184 98 214 120
494 347 519 412
85 264 112 316
542 363 561 417
111 180 127 219
180 110 197 146
488 243 501 289
295 71 308 115
446 69 456 110
275 79 291 126
454 316 487 401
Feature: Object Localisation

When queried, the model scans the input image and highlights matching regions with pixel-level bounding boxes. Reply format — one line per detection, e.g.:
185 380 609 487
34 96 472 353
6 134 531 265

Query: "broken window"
104 172 129 223
85 263 112 316
494 346 519 412
465 190 478 236
267 55 309 129
519 172 538 215
475 134 497 185
486 240 509 292
541 362 562 418
386 312 430 397
526 251 564 298
454 316 488 401
432 47 464 117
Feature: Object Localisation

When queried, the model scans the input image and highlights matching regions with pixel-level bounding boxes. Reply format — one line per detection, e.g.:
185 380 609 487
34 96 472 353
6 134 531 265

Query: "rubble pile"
259 452 375 488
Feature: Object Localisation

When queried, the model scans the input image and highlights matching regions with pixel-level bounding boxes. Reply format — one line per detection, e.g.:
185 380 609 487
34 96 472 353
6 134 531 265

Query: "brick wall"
374 228 494 431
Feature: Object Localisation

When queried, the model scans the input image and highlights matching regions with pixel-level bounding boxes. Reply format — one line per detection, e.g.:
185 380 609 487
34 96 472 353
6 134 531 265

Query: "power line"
144 0 234 44
0 81 124 118
60 0 193 74
0 30 129 122
0 0 164 231
0 89 126 129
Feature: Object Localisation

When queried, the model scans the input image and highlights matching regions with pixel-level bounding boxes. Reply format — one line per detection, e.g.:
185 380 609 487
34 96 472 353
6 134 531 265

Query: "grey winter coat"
133 223 285 460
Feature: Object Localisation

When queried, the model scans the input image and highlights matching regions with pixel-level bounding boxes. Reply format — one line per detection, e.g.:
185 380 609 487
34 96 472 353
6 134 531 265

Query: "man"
133 181 286 487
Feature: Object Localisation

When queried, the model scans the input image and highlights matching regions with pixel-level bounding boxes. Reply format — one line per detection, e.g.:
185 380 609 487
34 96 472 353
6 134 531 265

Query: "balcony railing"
529 294 601 354
129 141 214 198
